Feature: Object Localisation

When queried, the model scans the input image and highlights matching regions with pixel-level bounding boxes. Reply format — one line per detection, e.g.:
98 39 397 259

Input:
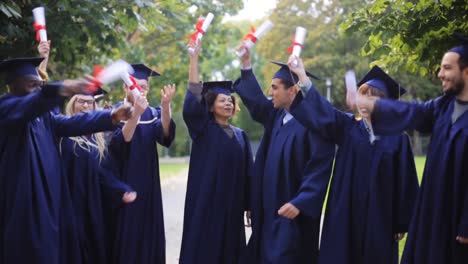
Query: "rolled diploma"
121 72 141 98
33 7 47 41
345 70 357 106
236 20 274 57
98 60 134 85
188 13 214 54
291 27 307 67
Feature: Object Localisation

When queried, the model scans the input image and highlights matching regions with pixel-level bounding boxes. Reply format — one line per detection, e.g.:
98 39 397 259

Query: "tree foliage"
341 0 468 79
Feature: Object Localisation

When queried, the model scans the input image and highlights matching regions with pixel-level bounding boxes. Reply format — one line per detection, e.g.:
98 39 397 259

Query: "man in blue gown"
357 35 468 263
0 57 132 264
233 45 335 264
285 55 419 264
107 64 176 264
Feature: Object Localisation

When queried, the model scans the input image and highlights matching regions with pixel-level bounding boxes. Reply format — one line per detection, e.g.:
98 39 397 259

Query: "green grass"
159 162 188 180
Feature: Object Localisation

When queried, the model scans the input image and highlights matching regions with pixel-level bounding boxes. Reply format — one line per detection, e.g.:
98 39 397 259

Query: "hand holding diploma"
188 13 214 55
88 59 134 93
236 19 274 57
287 27 307 67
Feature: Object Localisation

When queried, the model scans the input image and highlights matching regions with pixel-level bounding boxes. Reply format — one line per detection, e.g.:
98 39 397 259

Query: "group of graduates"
0 25 468 264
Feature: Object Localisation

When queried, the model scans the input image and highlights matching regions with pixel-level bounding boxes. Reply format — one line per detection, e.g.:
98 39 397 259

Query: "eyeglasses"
76 99 95 105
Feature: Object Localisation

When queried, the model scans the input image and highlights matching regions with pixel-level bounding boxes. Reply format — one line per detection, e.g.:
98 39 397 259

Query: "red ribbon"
287 39 303 53
86 65 103 94
189 18 205 45
128 75 142 91
243 25 257 43
33 22 46 42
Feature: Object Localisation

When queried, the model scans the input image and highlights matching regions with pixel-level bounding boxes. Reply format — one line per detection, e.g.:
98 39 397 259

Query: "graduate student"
0 57 132 264
107 63 176 264
233 45 335 264
59 90 137 264
286 55 419 264
357 35 468 264
179 40 253 264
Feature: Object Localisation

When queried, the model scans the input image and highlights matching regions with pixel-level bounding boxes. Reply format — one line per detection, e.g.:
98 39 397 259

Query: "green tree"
341 0 468 81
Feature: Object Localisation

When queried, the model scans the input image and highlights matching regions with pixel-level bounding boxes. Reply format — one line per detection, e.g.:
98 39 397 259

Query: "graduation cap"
202 81 234 96
131 64 161 80
449 33 468 61
93 87 108 101
357 65 406 100
0 57 44 84
270 61 320 85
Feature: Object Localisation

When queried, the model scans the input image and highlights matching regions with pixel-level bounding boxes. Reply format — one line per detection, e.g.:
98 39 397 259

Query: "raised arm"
368 96 441 135
37 40 51 79
233 44 275 126
183 40 210 139
149 106 176 148
287 55 354 144
0 83 63 127
160 84 175 139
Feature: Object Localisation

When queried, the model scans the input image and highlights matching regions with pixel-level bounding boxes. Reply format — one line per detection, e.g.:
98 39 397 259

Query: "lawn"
159 162 189 181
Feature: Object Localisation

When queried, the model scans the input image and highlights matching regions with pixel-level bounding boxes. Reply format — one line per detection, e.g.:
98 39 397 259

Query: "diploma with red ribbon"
32 7 47 42
121 71 142 98
87 60 134 94
188 13 214 54
236 19 274 57
287 27 307 67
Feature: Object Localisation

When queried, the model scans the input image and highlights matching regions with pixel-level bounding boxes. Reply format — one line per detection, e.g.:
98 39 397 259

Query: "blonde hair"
357 83 386 98
65 95 107 162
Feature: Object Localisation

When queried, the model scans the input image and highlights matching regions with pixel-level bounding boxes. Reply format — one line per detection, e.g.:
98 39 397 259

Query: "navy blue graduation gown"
179 87 253 264
233 69 335 264
0 86 116 264
107 104 175 264
288 85 419 264
371 95 468 264
59 136 133 264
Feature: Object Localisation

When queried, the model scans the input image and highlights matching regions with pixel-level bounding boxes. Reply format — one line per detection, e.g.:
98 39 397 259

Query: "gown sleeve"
289 132 335 218
289 84 354 144
233 69 276 127
148 107 176 148
393 134 420 233
52 110 115 137
183 82 210 139
371 98 439 135
0 83 64 127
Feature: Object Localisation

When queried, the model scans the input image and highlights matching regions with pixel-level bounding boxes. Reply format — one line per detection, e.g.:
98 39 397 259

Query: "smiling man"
357 35 468 264
233 44 335 264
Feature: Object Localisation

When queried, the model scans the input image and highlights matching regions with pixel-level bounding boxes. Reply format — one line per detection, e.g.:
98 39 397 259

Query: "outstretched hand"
161 84 176 107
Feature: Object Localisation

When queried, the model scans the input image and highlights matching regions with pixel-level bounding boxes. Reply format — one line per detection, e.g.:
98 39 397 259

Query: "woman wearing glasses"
59 92 137 264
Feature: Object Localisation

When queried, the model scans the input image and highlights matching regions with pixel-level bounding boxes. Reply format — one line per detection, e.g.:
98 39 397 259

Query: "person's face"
211 94 234 120
11 74 44 96
73 94 96 113
438 52 465 95
268 78 295 109
357 88 381 119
